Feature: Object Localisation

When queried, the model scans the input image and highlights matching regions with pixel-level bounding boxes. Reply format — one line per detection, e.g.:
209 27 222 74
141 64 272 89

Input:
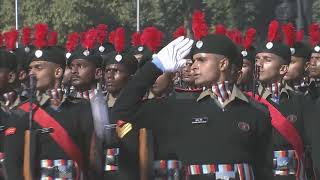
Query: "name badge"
191 117 208 124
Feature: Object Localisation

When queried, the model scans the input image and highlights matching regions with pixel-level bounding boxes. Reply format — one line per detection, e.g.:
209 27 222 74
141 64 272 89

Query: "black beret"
67 46 103 67
312 44 320 54
0 49 17 71
292 42 312 60
192 34 240 64
28 46 66 68
238 45 256 64
102 51 138 75
257 42 291 64
94 42 115 56
15 46 35 70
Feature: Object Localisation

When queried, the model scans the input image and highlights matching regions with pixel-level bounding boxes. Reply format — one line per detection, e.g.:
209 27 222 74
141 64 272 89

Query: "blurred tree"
313 0 320 23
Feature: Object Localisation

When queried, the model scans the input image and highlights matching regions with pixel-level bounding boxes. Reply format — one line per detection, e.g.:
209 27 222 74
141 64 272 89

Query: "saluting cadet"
254 21 308 179
4 24 98 180
112 10 272 180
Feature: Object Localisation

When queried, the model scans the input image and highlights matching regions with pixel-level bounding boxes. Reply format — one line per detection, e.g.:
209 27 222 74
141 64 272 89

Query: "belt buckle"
216 171 236 180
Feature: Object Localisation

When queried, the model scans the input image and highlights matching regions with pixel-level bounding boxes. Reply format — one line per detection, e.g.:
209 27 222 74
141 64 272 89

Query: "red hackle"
141 27 163 53
267 20 280 42
282 23 295 48
81 28 98 49
131 32 141 47
296 29 304 42
22 27 32 47
65 32 79 53
33 23 49 49
309 23 320 47
192 10 208 40
4 28 19 51
114 27 126 53
243 28 256 50
96 24 108 45
215 24 227 35
48 31 58 46
173 26 186 39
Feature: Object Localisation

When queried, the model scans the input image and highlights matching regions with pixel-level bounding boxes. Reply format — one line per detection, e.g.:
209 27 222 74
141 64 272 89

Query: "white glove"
153 36 194 72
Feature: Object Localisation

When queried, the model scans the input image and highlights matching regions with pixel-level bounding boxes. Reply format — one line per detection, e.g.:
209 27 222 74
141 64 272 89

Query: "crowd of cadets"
0 10 319 180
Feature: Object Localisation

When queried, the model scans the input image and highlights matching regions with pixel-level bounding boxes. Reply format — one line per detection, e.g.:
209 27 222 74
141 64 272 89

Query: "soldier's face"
104 64 130 95
69 59 97 90
180 59 195 83
29 61 58 92
309 53 320 78
151 73 174 96
191 53 222 86
284 56 307 81
237 59 254 85
256 52 288 84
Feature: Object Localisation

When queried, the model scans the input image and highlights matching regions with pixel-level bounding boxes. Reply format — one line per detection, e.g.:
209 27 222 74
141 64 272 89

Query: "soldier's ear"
304 61 310 71
54 67 64 79
7 71 17 84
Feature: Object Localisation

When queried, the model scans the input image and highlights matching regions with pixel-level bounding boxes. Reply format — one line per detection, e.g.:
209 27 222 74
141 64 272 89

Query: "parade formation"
0 8 320 180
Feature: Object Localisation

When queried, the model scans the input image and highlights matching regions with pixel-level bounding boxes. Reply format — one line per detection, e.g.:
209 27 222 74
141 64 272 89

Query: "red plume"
0 33 2 47
173 26 186 39
109 31 115 45
81 28 98 49
48 31 58 46
4 28 19 51
22 27 32 47
282 23 295 47
96 24 108 45
267 20 280 42
309 23 320 47
114 27 126 53
33 23 49 49
215 24 227 35
296 29 304 42
141 27 163 53
131 32 141 47
65 32 79 53
192 10 208 40
243 28 256 50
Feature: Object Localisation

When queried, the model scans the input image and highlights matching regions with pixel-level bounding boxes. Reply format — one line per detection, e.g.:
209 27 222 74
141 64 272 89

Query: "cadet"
113 32 272 180
255 21 308 179
101 26 141 180
4 24 98 180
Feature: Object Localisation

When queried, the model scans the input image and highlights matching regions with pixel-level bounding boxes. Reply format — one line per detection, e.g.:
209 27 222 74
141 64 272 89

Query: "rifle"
23 74 36 180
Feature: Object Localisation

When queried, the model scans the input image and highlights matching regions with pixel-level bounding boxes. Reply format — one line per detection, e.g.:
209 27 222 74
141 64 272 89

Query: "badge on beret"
238 122 250 132
266 42 273 49
99 46 105 52
138 46 144 52
83 49 90 56
315 46 320 52
66 52 71 59
290 48 295 55
241 50 248 57
25 46 30 53
35 50 43 58
115 54 122 62
196 40 203 49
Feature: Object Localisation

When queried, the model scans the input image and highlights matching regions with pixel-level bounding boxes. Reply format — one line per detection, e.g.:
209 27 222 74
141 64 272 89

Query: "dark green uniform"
112 62 273 180
257 84 308 179
4 94 96 180
102 93 140 180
